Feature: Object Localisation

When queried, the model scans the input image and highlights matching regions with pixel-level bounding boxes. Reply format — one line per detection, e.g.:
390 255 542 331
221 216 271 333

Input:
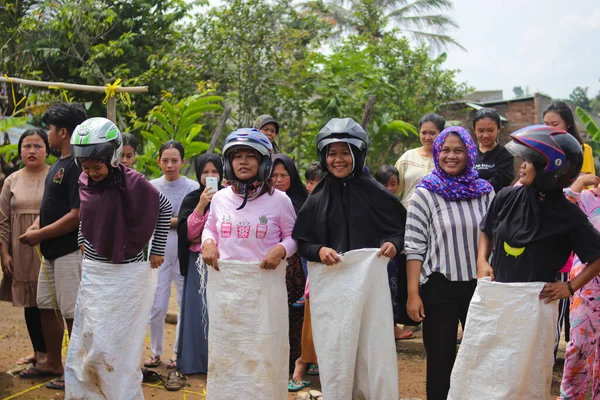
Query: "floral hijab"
417 126 493 201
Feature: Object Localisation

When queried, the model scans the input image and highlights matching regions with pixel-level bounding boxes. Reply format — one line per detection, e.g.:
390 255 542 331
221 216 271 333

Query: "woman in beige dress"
0 128 50 365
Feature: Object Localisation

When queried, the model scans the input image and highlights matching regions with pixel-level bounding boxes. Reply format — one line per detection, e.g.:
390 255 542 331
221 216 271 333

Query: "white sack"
206 260 289 400
65 259 157 400
309 248 398 400
448 278 558 400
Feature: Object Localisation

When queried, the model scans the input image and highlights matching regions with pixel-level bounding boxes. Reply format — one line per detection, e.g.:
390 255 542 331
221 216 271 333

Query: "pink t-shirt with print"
201 186 298 261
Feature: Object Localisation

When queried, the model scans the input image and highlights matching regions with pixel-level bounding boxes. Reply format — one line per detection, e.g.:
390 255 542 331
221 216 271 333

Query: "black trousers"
421 273 476 400
24 307 46 353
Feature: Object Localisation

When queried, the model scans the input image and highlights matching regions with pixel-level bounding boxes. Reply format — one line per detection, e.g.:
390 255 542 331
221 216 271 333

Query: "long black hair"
473 108 502 130
543 101 583 145
18 128 50 157
159 140 185 159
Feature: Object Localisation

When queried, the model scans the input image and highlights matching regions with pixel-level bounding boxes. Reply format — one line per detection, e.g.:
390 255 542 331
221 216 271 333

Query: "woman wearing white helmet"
64 117 172 399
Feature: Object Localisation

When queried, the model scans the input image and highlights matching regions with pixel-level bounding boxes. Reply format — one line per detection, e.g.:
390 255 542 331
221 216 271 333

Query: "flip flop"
143 355 161 368
19 367 62 379
44 377 65 390
306 364 319 376
288 380 311 392
166 357 177 369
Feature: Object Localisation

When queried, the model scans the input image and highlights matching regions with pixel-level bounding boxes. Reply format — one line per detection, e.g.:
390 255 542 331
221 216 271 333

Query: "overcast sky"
443 0 600 100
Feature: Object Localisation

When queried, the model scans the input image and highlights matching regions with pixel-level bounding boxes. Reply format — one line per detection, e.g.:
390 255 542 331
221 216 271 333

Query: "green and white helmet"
71 117 123 168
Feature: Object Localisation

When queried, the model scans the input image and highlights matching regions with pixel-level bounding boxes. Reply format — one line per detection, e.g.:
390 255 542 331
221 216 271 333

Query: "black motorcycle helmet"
315 118 369 174
505 124 583 192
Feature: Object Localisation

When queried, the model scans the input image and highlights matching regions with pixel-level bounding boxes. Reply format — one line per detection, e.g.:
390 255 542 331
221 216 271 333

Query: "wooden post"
360 95 377 130
107 97 117 123
208 104 232 153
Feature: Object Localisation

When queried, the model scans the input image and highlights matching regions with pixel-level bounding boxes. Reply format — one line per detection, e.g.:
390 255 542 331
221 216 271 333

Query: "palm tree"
305 0 464 50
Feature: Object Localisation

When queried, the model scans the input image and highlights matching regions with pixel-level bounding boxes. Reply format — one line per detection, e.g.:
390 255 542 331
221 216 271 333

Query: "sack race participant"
449 125 600 400
175 153 223 376
293 118 406 399
404 126 494 400
64 118 172 399
201 129 297 399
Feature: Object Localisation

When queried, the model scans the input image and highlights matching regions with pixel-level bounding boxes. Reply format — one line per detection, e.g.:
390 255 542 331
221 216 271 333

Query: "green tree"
298 34 471 168
189 0 330 130
307 0 463 49
568 86 592 112
513 86 524 99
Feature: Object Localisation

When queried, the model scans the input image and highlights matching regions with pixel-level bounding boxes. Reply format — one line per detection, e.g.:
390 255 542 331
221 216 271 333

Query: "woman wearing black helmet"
293 117 406 399
449 125 600 398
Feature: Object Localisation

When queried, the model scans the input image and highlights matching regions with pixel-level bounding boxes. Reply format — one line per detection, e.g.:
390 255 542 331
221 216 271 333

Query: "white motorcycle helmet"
71 117 123 168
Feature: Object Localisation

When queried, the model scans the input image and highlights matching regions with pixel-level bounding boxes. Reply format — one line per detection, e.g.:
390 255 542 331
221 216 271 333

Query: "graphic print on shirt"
504 242 525 257
236 219 251 239
256 215 269 239
221 215 232 238
53 168 65 184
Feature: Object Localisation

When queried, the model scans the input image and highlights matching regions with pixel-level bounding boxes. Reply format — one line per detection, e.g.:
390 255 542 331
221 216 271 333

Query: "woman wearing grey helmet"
64 117 172 399
293 118 406 399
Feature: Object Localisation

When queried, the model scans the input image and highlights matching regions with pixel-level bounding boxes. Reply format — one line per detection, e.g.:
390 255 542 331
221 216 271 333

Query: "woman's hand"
407 294 425 322
477 259 495 280
202 239 220 271
196 187 217 213
377 242 396 259
150 255 164 269
539 282 571 303
318 247 341 265
1 253 13 277
260 244 286 270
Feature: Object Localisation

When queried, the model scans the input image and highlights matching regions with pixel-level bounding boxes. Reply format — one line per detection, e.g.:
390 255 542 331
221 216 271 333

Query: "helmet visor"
317 137 366 153
505 140 546 171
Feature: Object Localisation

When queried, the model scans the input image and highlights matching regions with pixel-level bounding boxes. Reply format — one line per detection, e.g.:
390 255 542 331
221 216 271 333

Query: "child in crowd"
560 173 600 400
65 117 171 398
120 132 138 168
304 162 325 194
375 165 420 340
146 141 199 370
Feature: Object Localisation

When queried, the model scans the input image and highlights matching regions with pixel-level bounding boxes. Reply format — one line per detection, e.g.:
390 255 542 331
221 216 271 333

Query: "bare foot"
292 357 308 383
394 325 415 340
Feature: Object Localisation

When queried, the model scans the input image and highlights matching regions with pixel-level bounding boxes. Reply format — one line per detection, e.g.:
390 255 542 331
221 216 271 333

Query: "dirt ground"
0 279 582 400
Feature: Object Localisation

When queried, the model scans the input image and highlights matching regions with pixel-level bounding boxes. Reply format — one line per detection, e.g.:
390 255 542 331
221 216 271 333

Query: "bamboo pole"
0 76 148 93
107 97 117 123
360 95 377 130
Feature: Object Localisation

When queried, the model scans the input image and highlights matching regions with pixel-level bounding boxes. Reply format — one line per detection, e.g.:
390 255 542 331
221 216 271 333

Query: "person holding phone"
174 153 223 383
145 141 199 370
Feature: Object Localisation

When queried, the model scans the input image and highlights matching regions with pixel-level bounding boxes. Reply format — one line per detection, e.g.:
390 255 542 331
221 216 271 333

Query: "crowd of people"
0 100 598 399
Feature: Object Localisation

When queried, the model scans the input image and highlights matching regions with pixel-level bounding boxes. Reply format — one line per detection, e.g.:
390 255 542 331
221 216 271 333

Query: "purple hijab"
79 165 160 262
417 126 493 201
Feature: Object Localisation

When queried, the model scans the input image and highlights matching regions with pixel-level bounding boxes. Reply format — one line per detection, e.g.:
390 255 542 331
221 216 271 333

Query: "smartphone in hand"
206 176 219 193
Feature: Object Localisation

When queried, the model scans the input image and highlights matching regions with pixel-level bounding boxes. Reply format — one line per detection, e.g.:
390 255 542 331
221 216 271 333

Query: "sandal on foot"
165 371 189 392
288 380 311 392
166 357 177 369
19 367 62 379
143 355 161 368
44 377 65 390
306 364 319 376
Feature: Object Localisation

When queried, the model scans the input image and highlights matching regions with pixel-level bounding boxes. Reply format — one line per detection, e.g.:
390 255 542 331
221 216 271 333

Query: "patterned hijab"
417 126 493 201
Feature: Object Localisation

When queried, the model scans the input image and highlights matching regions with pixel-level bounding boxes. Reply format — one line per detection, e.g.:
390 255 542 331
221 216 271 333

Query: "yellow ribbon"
103 78 132 107
3 74 26 112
